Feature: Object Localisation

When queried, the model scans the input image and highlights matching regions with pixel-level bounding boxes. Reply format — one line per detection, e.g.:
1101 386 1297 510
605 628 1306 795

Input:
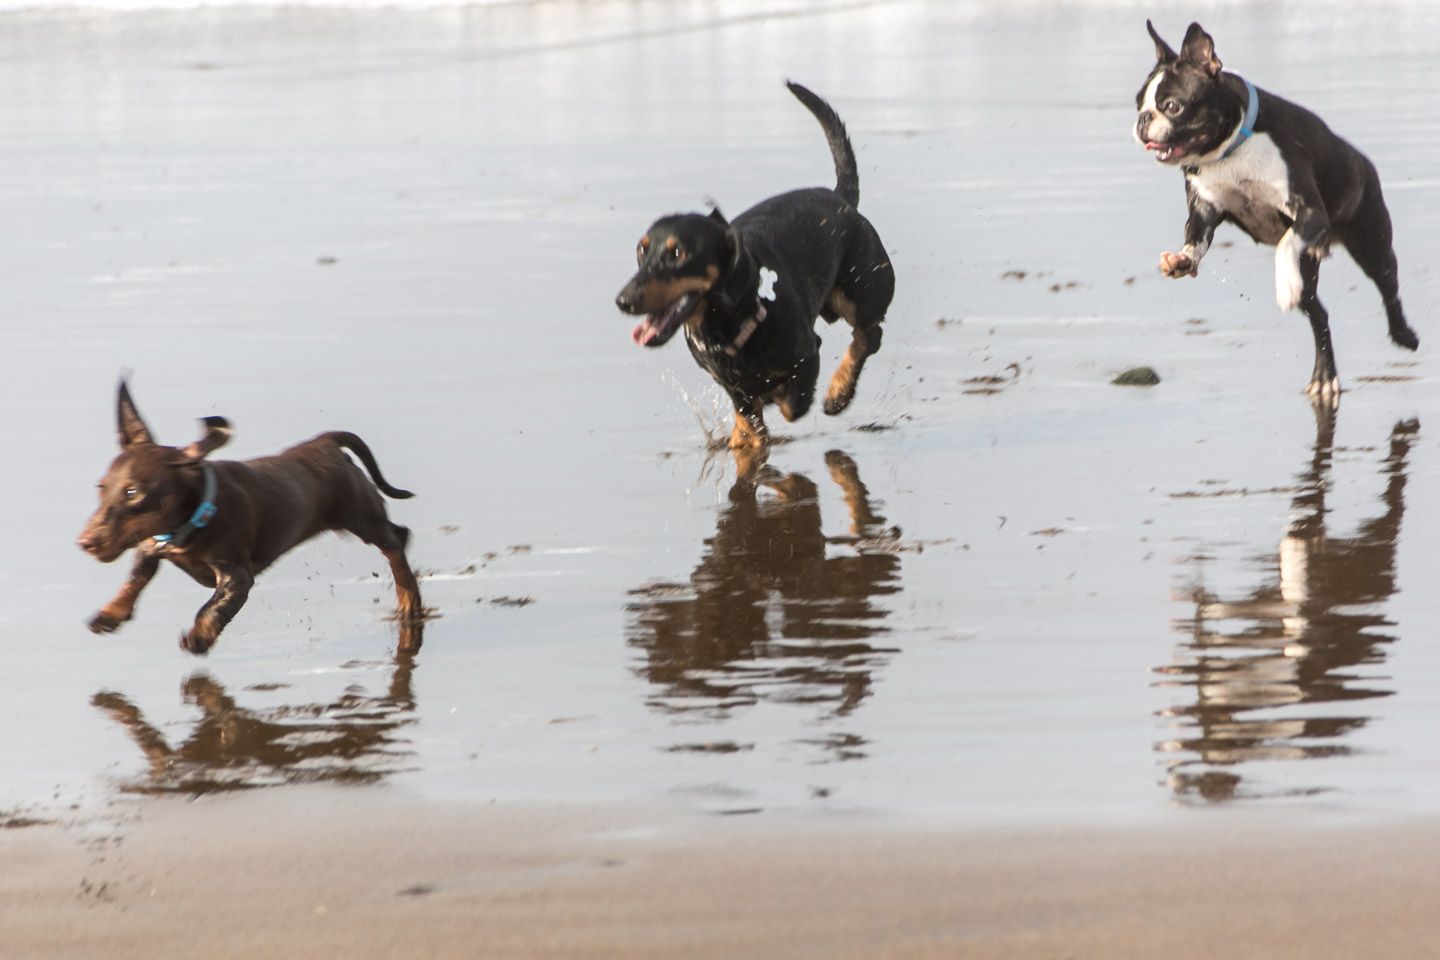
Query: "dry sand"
5 790 1440 959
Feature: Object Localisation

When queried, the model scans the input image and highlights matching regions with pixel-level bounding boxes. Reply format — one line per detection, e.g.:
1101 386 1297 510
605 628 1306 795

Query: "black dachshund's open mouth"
631 291 701 348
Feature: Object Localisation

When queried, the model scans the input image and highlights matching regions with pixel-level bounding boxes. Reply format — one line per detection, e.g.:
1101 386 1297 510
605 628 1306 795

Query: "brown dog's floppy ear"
1147 19 1177 64
181 416 231 460
1179 22 1222 77
116 379 155 448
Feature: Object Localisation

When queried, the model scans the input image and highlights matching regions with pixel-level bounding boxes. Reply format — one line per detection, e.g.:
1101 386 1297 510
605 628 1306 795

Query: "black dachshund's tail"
786 81 860 207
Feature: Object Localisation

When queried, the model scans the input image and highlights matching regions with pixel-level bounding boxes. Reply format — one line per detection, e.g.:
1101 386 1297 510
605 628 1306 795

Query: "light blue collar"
153 462 218 549
1221 78 1259 159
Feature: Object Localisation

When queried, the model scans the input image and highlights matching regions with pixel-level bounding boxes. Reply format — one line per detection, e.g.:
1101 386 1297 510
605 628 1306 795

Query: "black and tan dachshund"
616 81 895 449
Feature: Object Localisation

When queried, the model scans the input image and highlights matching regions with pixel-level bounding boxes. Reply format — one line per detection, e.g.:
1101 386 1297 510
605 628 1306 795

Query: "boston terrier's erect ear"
1179 22 1223 78
1146 19 1177 65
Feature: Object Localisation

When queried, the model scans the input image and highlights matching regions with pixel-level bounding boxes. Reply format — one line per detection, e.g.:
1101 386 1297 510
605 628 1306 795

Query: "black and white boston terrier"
1135 20 1418 404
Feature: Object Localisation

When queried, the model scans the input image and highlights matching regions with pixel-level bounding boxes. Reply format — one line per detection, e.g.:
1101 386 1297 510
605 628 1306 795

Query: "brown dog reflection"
1157 410 1418 802
92 649 419 794
627 450 901 740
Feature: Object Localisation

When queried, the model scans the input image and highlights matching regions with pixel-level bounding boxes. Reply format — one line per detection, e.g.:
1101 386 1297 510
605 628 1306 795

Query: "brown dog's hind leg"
181 563 254 655
346 504 424 637
382 525 423 620
89 552 161 634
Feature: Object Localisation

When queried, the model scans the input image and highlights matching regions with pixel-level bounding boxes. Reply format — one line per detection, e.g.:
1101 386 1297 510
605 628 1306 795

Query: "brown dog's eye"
124 486 139 501
1162 99 1182 117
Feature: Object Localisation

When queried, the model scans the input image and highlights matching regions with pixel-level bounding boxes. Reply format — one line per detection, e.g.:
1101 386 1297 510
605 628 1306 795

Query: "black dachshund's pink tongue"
630 292 699 348
632 317 656 345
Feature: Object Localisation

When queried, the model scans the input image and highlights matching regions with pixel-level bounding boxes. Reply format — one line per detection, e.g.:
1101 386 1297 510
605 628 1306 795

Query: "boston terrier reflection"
627 450 900 755
1156 411 1417 802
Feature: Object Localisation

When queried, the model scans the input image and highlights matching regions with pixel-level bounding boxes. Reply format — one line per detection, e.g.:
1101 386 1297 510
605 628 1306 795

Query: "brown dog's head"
76 380 231 563
614 208 738 348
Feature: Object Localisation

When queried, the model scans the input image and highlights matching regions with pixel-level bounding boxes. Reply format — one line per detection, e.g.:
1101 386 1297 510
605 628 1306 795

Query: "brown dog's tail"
328 432 415 499
786 80 860 207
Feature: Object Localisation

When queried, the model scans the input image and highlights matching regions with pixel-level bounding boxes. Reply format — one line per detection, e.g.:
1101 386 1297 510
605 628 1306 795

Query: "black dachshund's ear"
181 416 231 460
1147 19 1177 64
116 378 154 448
724 226 744 271
708 206 728 226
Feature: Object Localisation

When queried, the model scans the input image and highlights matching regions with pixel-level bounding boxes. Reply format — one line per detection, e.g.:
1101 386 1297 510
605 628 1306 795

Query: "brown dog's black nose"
76 533 99 553
615 291 635 313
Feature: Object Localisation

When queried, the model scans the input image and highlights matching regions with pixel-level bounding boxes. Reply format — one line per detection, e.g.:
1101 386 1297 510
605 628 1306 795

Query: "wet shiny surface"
1 0 1439 824
1158 411 1418 803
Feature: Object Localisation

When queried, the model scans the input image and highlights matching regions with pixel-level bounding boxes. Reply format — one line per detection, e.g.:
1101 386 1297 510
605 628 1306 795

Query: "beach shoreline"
6 787 1440 959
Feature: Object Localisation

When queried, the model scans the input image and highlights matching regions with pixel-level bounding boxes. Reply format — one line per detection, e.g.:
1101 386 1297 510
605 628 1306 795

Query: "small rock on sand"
1112 367 1161 387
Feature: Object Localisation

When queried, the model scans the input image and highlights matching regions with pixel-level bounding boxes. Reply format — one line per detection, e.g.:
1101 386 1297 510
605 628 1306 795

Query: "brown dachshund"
77 380 423 655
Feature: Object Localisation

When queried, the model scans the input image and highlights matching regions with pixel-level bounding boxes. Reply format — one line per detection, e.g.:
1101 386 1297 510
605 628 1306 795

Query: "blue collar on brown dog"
153 462 218 549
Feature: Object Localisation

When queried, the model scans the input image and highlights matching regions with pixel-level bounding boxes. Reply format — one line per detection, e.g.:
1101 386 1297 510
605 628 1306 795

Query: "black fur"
616 82 895 448
1136 21 1418 403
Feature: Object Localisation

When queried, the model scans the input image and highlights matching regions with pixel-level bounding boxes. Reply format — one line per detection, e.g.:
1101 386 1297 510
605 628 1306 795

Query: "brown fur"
77 382 423 655
629 269 719 314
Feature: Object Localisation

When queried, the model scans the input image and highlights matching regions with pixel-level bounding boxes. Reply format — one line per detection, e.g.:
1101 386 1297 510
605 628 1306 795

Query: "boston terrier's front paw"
1158 251 1196 278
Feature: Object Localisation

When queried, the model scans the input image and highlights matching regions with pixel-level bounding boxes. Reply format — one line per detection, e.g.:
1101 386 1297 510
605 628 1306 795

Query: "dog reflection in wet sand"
627 450 901 734
92 654 418 794
1157 411 1417 802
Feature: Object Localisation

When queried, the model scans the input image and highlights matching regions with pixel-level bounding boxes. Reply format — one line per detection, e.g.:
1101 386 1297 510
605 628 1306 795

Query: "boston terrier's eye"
1162 99 1183 117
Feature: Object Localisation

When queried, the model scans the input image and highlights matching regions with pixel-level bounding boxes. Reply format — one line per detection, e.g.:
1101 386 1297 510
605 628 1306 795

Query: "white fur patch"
1187 133 1292 245
1275 228 1305 312
758 266 778 302
1135 72 1171 143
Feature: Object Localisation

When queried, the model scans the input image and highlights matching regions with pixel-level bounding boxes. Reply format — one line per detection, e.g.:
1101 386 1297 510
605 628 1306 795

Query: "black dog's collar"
1220 77 1259 160
702 244 768 357
722 304 767 357
153 462 218 550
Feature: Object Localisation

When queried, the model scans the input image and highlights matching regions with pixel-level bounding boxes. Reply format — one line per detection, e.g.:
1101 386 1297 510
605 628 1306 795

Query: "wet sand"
5 789 1440 959
3 0 1440 953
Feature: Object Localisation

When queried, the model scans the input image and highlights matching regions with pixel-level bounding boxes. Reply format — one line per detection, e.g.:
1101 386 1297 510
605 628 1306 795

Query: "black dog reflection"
1157 411 1418 802
92 651 418 795
627 450 901 728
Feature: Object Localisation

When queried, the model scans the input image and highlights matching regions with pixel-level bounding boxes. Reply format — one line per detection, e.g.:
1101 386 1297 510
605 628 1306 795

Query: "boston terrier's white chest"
1188 133 1292 245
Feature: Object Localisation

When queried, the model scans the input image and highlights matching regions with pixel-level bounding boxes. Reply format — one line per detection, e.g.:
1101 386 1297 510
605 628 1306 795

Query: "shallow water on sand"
2 0 1439 825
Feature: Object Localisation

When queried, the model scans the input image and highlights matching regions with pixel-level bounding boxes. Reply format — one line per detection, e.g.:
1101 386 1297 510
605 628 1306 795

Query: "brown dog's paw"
88 610 127 634
179 628 215 656
1158 251 1196 278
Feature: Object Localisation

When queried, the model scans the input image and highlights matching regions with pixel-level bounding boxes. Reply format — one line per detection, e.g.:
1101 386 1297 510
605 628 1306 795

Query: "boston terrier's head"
1134 21 1244 165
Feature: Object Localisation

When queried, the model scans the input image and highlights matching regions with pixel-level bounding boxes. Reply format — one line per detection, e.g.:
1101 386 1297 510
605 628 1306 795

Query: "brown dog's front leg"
89 552 161 634
181 564 254 655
